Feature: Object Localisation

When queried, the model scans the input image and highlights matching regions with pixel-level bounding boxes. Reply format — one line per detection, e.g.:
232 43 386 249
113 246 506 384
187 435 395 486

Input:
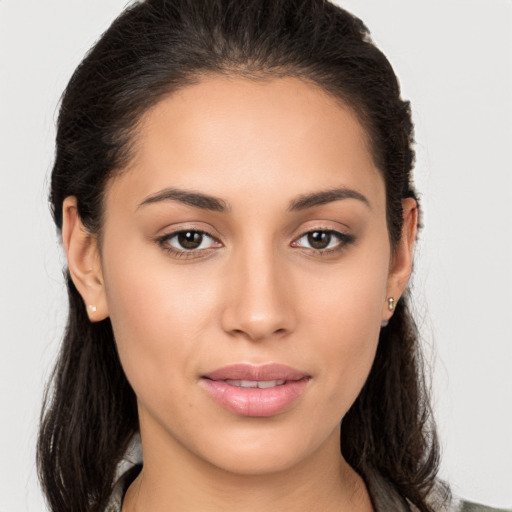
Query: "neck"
122 422 373 512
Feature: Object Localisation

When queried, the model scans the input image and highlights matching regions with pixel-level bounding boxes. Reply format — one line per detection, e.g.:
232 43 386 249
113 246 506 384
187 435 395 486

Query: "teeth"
240 380 258 388
225 379 286 388
258 380 285 388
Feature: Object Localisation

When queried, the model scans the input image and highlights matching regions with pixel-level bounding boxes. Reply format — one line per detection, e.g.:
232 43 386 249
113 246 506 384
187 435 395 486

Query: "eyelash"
156 228 355 259
291 230 355 255
156 230 220 259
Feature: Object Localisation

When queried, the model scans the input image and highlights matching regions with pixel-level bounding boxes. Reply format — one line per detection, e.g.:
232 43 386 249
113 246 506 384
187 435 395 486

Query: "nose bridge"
222 236 294 341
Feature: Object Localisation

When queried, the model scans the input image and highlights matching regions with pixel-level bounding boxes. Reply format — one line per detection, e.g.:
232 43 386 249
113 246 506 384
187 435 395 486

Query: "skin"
63 76 417 511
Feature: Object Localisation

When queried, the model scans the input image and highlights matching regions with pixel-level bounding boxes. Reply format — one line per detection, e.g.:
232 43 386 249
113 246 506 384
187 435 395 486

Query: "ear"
382 197 418 322
62 196 109 322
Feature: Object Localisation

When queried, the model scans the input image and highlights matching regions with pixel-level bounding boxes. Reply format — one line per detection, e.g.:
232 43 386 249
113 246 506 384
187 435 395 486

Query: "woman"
36 1 508 511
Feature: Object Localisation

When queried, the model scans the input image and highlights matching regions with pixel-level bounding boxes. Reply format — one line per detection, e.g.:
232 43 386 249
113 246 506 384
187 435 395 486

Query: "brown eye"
307 231 332 249
161 230 219 252
177 231 203 249
158 229 222 258
292 229 354 253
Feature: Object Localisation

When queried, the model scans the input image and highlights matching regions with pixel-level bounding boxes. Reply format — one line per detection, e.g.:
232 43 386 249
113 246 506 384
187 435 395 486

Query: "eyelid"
154 220 223 238
155 226 223 259
290 226 355 254
166 230 219 248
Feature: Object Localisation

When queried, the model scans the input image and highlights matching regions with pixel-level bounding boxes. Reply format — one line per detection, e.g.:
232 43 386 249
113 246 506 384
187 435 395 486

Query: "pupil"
178 231 202 249
308 231 331 249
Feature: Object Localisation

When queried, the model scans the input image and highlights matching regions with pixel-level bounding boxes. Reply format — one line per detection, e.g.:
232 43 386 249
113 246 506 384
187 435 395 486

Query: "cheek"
101 243 221 397
296 249 389 409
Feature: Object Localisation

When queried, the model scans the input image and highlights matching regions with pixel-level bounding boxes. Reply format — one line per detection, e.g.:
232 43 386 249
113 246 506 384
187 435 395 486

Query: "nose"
220 243 296 342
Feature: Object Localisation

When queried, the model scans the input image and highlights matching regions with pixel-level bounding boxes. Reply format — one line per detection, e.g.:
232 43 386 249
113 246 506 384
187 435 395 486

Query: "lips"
203 363 308 382
200 364 310 417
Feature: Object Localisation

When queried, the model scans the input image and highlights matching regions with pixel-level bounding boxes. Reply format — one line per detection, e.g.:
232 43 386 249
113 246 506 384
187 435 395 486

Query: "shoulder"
457 501 512 512
429 491 511 512
104 434 143 511
366 468 510 512
104 463 142 512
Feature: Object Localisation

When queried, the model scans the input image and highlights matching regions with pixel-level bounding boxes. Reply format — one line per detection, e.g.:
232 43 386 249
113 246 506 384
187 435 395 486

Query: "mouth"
222 379 286 388
200 364 311 417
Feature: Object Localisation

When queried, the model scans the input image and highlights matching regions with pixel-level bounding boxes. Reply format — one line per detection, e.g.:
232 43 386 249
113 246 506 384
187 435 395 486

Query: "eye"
292 230 353 252
159 230 220 252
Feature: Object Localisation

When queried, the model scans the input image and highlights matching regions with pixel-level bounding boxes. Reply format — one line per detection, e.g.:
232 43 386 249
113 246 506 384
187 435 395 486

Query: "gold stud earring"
88 304 97 313
387 297 396 311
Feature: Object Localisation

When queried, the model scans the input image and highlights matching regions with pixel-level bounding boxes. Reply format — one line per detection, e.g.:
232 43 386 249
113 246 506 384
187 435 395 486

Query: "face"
69 76 414 476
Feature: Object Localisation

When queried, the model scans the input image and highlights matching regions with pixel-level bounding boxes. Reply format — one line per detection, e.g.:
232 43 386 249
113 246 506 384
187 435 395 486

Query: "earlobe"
382 197 418 321
62 196 109 322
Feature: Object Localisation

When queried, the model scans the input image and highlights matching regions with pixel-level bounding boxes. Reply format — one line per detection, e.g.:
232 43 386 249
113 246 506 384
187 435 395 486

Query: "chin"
206 446 305 476
191 422 331 477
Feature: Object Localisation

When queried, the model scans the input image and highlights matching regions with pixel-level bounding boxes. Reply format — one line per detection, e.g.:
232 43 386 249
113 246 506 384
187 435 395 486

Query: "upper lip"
202 363 310 382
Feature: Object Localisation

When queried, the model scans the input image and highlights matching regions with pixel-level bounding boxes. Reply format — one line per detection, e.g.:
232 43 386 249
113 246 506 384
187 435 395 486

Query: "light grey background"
1 1 511 510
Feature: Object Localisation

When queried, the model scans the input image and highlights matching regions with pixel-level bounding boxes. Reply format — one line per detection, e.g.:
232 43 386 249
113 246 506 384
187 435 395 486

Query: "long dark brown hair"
38 1 446 511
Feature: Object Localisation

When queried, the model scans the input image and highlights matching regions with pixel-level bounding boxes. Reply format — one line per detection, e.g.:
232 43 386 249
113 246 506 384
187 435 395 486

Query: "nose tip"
222 291 294 341
228 314 290 342
220 255 295 342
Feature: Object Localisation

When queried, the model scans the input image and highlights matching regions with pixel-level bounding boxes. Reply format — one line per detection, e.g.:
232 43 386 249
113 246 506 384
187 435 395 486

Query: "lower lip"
201 378 310 417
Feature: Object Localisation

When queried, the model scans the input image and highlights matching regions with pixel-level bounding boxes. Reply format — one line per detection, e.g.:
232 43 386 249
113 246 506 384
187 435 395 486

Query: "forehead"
108 75 384 213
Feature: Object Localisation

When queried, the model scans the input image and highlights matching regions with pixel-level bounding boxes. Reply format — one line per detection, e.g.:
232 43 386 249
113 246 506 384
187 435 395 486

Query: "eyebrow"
288 187 371 211
138 188 230 212
138 186 370 213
